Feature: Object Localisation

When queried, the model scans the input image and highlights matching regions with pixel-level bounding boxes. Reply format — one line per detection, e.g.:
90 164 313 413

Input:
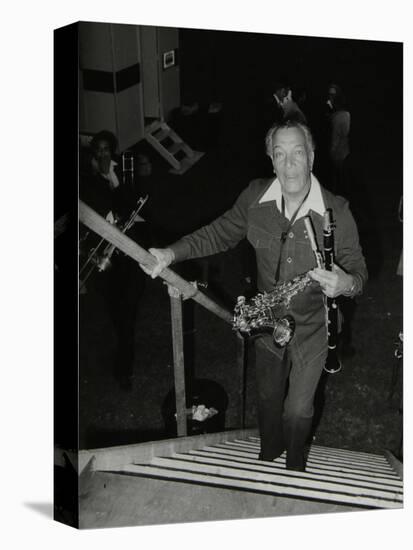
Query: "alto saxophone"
233 215 323 347
233 272 314 347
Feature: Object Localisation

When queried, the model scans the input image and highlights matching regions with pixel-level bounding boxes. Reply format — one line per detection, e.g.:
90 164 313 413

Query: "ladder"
144 120 204 175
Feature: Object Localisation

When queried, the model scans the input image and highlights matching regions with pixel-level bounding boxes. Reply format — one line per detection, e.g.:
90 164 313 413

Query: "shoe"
286 452 305 471
286 464 305 472
258 451 282 462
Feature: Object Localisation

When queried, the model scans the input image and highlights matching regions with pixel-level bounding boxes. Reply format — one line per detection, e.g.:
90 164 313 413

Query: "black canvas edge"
53 22 80 529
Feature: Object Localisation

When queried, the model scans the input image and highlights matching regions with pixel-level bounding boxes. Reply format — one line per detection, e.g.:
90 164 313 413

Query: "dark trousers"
88 254 144 380
254 337 327 470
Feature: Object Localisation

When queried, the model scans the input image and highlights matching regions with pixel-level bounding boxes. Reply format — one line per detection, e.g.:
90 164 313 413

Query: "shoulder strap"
274 184 312 283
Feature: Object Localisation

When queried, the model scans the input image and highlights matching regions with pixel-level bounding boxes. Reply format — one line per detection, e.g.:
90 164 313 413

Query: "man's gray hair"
265 120 316 158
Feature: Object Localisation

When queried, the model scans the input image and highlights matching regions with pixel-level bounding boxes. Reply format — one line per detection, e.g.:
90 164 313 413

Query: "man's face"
271 127 314 197
93 139 112 174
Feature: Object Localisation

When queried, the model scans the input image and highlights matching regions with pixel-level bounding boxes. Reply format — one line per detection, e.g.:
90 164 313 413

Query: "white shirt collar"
259 173 325 220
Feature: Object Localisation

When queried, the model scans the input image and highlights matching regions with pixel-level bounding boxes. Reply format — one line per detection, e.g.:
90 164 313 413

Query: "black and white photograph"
3 1 410 547
54 18 404 529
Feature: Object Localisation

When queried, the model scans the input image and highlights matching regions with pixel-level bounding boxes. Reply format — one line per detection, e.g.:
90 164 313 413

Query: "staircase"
118 434 403 511
144 120 204 174
69 430 404 527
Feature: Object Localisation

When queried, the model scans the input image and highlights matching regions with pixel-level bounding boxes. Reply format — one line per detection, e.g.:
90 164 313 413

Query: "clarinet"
323 208 342 374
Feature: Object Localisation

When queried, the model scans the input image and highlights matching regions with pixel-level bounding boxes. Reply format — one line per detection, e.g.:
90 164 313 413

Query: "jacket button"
287 257 292 263
289 232 294 238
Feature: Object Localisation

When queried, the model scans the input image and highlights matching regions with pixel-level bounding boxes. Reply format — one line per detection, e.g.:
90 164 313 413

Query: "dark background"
76 29 403 458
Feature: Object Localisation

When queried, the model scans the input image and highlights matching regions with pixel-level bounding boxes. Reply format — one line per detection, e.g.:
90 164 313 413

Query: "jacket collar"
258 173 325 220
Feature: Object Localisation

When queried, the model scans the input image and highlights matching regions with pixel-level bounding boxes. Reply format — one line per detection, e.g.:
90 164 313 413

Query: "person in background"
327 83 351 194
282 86 307 124
81 130 135 221
253 80 289 177
139 120 367 471
268 80 289 125
79 130 145 390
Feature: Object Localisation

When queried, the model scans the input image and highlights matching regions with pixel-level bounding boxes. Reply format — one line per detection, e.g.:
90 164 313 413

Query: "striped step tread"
119 438 402 509
122 461 401 509
186 449 402 488
235 438 389 460
196 445 400 479
154 455 400 500
215 442 397 473
246 437 389 461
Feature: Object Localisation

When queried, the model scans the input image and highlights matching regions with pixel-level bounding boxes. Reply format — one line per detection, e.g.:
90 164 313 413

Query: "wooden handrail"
79 200 233 325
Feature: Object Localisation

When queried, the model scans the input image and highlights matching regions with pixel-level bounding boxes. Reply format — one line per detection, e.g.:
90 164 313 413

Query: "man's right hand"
140 248 175 279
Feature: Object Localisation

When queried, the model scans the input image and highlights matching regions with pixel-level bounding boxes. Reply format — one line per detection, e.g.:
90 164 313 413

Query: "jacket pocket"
247 225 274 249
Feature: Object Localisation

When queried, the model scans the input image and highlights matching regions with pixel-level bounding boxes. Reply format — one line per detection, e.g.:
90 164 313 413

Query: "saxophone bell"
273 315 295 347
233 295 297 348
